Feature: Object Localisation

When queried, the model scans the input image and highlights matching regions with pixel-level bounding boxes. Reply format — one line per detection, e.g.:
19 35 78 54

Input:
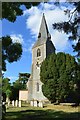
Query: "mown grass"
4 103 80 120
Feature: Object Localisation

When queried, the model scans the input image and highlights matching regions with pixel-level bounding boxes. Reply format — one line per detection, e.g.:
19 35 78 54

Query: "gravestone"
15 100 18 107
30 100 34 106
19 100 21 107
12 100 15 106
34 100 38 107
39 101 43 108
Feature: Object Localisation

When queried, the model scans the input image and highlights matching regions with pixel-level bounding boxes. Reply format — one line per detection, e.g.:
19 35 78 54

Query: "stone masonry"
27 13 55 102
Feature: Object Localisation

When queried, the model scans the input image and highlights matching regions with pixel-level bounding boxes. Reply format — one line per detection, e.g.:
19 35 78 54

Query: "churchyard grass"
4 102 80 120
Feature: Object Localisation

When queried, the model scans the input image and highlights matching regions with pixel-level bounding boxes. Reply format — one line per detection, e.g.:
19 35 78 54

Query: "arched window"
37 48 41 57
37 83 39 92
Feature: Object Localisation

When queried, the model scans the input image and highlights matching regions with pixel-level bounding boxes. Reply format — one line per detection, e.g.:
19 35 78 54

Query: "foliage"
40 52 80 103
2 2 40 72
2 72 30 101
9 73 30 100
2 36 22 71
2 2 40 22
2 78 11 93
10 80 23 100
6 89 12 98
53 2 80 57
2 78 12 100
2 2 23 22
42 79 57 103
19 73 30 88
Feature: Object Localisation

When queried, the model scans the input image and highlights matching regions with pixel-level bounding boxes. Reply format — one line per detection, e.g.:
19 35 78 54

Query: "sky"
2 2 76 83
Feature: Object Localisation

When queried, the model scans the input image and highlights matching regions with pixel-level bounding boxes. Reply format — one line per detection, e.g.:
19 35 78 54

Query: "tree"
2 78 12 101
19 73 30 89
40 52 80 103
2 36 22 71
10 73 30 100
6 89 12 102
2 2 40 72
11 80 23 100
2 78 11 93
1 2 41 72
53 2 80 57
2 2 40 22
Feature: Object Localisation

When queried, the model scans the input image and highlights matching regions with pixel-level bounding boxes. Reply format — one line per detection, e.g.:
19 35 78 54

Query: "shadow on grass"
4 108 80 120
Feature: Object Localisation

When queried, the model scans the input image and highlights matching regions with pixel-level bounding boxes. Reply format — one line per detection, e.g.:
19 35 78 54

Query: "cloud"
10 34 30 53
10 34 24 44
26 14 42 38
40 2 56 10
25 4 69 37
23 3 74 53
51 31 69 52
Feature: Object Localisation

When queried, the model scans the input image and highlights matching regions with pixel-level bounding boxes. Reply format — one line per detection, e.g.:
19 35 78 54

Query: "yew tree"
40 52 80 103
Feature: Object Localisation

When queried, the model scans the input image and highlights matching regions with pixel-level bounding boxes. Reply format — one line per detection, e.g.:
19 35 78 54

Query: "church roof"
32 13 50 49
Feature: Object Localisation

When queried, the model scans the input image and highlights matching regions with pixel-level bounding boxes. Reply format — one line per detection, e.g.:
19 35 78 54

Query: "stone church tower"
27 13 55 101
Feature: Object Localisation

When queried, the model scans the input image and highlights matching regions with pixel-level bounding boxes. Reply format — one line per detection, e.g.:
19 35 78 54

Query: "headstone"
39 101 43 107
15 100 18 107
8 101 10 107
19 101 21 107
30 100 34 106
34 100 38 107
40 101 43 108
12 100 15 106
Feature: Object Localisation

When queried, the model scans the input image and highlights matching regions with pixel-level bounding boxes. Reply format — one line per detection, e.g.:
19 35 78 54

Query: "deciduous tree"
2 78 12 101
2 2 40 71
2 36 22 71
10 73 30 100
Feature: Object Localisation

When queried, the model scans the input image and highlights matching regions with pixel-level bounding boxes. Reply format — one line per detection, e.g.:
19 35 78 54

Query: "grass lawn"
4 103 80 120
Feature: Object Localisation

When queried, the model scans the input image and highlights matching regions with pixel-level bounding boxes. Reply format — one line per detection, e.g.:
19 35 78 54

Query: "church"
27 13 55 102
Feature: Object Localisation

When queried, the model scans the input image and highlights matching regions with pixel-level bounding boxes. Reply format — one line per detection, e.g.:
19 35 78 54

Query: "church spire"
32 13 51 49
38 13 49 39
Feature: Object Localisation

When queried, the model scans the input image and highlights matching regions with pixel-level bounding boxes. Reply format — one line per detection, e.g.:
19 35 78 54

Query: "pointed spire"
38 13 49 39
43 13 49 34
32 13 51 49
